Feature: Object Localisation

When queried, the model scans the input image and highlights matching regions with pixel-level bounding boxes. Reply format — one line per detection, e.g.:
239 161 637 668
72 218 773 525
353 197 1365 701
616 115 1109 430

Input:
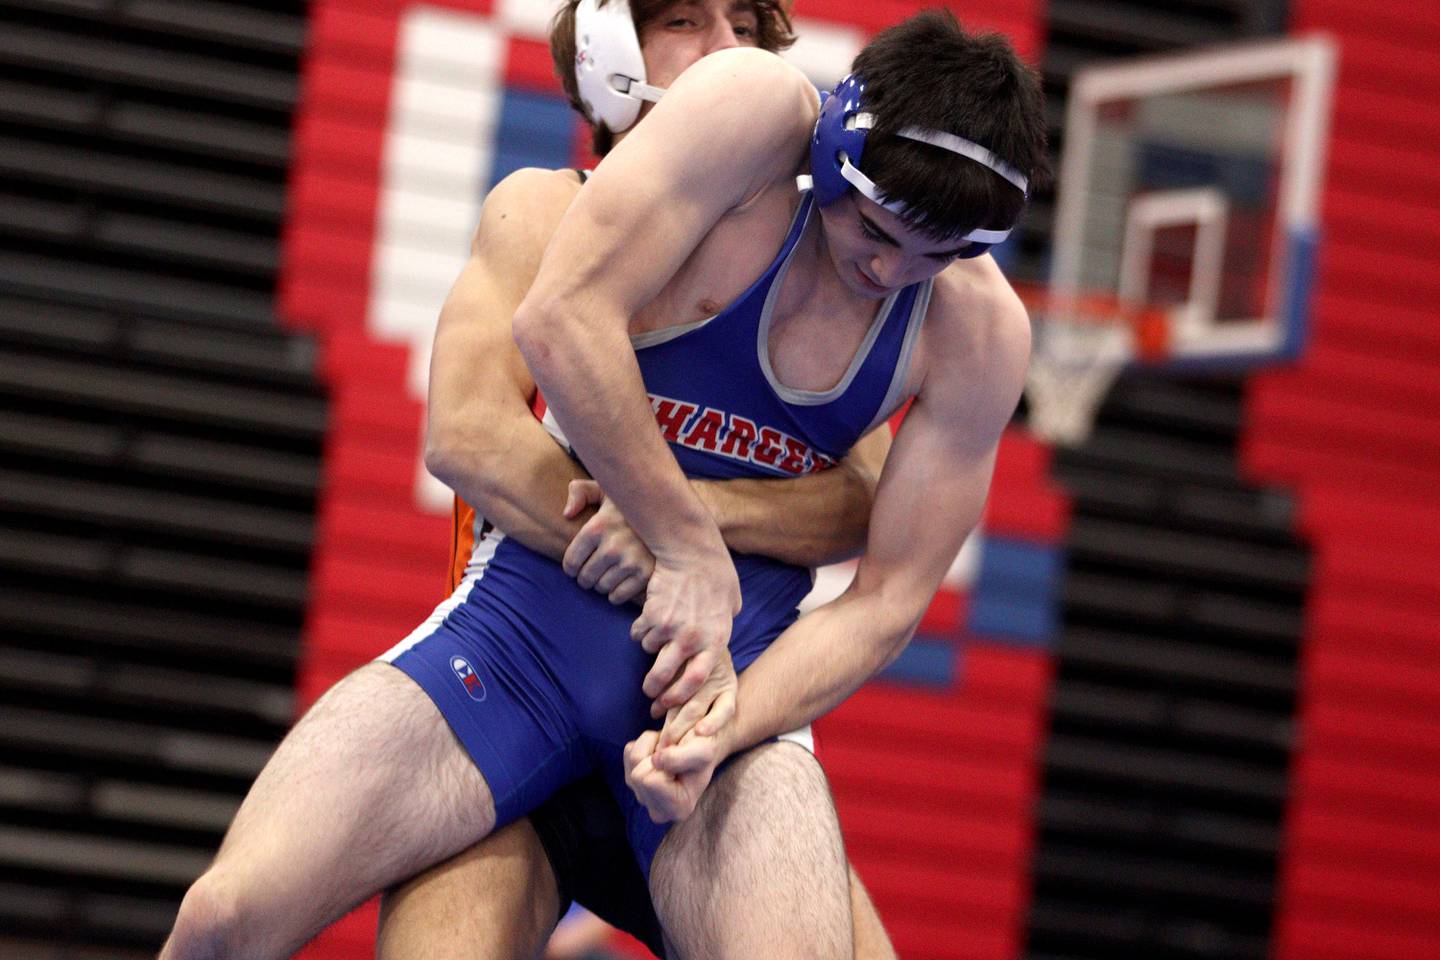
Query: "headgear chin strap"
809 73 1029 258
574 0 666 134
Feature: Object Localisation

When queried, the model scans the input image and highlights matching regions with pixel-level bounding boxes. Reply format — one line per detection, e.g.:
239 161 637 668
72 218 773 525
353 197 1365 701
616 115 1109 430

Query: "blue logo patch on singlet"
450 655 487 702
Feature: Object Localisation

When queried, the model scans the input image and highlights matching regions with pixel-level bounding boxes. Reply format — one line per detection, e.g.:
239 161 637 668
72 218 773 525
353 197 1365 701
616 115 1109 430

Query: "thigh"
203 663 499 958
648 741 852 960
377 819 558 960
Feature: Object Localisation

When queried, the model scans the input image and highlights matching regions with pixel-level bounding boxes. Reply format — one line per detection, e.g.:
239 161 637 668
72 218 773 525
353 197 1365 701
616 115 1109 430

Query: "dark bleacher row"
0 2 315 956
1026 377 1308 960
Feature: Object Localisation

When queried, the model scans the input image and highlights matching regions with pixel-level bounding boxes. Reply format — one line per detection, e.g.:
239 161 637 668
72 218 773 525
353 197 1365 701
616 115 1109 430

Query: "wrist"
689 479 721 525
710 702 750 760
650 507 728 562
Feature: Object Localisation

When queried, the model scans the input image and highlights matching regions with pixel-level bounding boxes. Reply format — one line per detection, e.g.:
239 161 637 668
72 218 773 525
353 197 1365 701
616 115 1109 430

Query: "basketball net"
1019 289 1169 447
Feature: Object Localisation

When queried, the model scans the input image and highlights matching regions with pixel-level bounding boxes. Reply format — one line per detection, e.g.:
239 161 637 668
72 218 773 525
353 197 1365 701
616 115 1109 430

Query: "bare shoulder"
917 260 1031 427
930 259 1031 377
471 167 583 257
664 48 819 144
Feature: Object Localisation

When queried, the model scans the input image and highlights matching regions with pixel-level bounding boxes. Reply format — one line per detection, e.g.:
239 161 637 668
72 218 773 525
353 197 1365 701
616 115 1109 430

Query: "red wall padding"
1251 2 1440 956
819 646 1054 960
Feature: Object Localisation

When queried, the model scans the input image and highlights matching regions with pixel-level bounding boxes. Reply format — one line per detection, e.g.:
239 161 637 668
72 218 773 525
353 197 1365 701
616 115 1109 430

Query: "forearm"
514 304 718 555
691 426 890 566
692 470 872 566
426 415 590 562
717 593 916 758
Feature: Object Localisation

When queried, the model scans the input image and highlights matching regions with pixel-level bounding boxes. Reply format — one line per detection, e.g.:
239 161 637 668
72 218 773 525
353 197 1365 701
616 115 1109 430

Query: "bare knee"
163 872 247 960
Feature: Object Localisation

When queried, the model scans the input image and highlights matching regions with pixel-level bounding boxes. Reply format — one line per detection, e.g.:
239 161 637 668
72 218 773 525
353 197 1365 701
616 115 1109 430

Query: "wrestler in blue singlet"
383 190 931 874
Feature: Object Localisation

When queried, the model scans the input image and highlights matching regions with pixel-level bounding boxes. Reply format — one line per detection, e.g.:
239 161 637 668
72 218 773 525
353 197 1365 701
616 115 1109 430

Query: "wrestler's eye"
859 222 884 243
732 21 757 39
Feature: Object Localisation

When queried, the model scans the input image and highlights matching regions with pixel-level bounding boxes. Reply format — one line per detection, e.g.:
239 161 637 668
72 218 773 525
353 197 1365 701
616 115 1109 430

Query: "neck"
779 204 870 323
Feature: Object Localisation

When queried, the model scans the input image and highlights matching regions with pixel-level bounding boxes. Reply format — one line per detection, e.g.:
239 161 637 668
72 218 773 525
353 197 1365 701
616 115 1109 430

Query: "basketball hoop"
1018 288 1169 447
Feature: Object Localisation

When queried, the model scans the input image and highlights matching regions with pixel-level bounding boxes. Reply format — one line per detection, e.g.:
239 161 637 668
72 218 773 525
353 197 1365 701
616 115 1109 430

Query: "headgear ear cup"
574 0 666 135
809 74 871 207
808 73 1029 258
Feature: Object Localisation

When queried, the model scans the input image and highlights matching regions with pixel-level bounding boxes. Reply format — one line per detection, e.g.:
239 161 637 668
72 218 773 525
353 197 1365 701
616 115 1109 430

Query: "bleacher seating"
1025 376 1307 960
0 1 314 955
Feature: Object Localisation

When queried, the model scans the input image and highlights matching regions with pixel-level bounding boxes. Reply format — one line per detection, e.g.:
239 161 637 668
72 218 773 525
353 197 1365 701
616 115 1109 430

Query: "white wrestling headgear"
574 0 667 134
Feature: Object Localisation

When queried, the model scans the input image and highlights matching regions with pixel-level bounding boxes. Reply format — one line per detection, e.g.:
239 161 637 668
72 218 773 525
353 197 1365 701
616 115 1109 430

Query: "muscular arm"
511 49 816 565
426 167 886 574
642 275 1031 797
714 282 1030 753
424 169 588 560
510 51 823 710
694 426 890 565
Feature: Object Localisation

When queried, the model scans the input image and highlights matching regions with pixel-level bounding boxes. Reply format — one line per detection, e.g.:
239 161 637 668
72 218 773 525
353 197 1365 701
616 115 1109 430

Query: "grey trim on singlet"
626 194 814 351
630 315 716 349
757 206 903 406
860 277 933 435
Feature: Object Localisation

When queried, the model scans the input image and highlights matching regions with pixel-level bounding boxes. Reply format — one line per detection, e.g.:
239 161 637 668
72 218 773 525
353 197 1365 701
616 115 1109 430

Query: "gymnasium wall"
1252 1 1440 956
0 3 319 956
2 1 1437 959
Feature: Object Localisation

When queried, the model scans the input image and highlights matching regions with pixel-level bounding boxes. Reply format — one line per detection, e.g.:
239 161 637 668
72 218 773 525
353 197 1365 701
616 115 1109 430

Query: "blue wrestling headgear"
574 0 667 134
808 73 1031 258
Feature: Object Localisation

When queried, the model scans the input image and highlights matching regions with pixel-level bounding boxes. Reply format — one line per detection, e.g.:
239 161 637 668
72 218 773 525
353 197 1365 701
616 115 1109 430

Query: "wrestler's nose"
705 21 743 53
869 249 907 288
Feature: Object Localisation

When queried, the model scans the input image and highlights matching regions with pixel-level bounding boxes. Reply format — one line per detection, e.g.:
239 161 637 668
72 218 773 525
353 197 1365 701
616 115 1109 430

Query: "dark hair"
851 9 1050 242
550 0 797 156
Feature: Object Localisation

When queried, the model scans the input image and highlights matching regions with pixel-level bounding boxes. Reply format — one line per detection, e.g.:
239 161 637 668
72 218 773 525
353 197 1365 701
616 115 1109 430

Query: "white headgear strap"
839 113 1026 246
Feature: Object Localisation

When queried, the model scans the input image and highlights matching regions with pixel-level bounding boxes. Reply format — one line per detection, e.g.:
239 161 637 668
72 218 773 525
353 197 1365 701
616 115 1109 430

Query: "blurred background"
0 1 1436 959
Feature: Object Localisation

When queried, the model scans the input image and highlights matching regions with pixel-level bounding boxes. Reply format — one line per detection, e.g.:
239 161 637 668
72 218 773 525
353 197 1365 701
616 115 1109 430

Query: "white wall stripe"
782 18 863 89
373 6 506 513
497 0 562 39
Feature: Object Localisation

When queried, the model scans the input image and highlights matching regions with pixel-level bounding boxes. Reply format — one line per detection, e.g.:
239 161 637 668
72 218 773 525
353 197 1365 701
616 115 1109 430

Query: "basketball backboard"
1048 35 1338 370
1025 36 1337 445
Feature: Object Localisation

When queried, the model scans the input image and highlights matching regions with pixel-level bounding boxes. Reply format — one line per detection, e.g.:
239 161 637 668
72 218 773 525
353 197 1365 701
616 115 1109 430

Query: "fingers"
659 696 707 749
696 683 736 738
624 730 661 782
589 552 651 597
562 479 603 519
574 546 625 591
607 575 647 605
624 731 679 823
562 522 600 578
652 734 720 776
650 649 718 714
643 643 712 703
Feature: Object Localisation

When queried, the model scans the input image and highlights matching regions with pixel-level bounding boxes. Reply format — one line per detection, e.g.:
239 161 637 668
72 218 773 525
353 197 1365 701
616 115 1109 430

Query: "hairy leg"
161 664 498 960
378 820 559 960
848 864 897 960
649 742 851 959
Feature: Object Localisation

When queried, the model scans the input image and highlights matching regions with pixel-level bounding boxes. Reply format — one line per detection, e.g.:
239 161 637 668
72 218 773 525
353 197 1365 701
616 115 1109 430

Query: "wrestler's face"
637 0 763 90
818 192 975 300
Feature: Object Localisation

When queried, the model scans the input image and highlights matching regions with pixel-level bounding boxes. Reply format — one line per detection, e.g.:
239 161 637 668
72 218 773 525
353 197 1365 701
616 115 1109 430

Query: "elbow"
422 426 471 493
848 583 925 671
423 420 500 499
511 298 562 377
875 623 918 673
